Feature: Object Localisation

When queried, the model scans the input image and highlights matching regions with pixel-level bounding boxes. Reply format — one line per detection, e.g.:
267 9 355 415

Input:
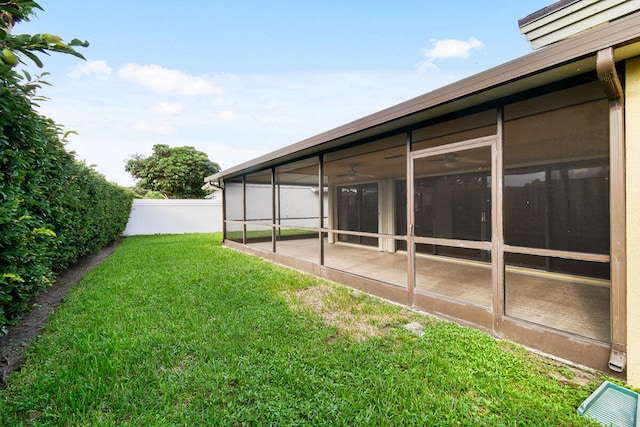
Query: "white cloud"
214 110 238 121
153 101 183 115
117 63 222 96
67 59 113 79
37 66 469 187
418 37 484 70
132 120 174 135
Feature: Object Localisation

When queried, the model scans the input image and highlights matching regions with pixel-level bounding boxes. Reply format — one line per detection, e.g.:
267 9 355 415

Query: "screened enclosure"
214 36 634 375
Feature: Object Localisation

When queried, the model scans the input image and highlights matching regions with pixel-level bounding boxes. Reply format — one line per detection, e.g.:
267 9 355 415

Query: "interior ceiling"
248 144 492 187
246 105 607 187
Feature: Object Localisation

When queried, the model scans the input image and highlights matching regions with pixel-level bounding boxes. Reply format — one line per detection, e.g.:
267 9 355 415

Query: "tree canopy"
125 144 220 199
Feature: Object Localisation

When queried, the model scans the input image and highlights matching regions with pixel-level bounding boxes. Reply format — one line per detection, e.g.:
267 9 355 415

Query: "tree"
125 144 221 199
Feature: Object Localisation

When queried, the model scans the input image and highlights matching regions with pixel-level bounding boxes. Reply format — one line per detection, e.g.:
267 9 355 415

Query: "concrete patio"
250 237 611 343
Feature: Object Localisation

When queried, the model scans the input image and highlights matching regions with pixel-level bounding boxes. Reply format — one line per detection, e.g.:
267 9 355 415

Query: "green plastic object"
578 381 639 427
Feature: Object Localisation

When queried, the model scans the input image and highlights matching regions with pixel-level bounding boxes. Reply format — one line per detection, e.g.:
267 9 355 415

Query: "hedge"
0 73 133 334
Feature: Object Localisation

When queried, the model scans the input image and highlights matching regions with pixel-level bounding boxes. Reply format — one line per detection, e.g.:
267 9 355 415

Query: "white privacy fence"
123 199 222 236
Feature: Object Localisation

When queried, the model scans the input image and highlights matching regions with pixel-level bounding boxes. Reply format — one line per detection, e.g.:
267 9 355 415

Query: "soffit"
519 0 640 49
208 11 640 183
518 0 582 27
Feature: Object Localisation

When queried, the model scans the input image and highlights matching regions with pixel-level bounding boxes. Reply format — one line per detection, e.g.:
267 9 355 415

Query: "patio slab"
249 237 610 343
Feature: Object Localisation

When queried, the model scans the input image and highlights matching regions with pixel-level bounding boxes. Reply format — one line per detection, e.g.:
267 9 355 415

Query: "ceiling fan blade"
424 154 486 165
336 164 376 178
456 156 486 164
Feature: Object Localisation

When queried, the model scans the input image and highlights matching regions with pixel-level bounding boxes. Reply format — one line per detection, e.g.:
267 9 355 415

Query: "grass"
0 233 603 426
228 228 317 241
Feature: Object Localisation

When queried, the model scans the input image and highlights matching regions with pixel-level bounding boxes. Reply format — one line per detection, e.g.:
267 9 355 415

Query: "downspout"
597 47 627 373
205 180 224 191
203 179 226 238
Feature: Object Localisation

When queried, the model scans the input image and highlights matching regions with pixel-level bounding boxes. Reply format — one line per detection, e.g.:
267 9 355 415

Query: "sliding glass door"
410 138 495 308
337 183 378 247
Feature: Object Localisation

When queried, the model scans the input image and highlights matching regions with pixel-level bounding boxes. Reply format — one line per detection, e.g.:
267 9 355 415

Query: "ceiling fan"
339 165 374 181
427 153 486 169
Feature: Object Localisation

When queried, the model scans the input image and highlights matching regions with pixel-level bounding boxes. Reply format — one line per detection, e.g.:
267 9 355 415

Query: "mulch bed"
0 240 121 388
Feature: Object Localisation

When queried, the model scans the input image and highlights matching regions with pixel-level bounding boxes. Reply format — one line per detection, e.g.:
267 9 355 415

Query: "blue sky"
17 1 551 186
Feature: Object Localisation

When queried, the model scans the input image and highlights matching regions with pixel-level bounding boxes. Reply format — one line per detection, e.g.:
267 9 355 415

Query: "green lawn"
0 234 602 426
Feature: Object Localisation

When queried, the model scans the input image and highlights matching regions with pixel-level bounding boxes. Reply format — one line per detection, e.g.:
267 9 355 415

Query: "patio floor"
249 237 611 343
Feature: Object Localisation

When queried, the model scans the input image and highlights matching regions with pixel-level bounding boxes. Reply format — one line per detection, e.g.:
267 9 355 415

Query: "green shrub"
48 161 134 270
0 44 132 333
0 94 133 332
0 1 129 333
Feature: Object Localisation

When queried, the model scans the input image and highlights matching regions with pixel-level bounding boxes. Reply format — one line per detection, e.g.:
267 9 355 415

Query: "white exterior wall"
123 199 222 236
276 185 327 228
626 57 640 388
122 186 323 236
228 183 327 227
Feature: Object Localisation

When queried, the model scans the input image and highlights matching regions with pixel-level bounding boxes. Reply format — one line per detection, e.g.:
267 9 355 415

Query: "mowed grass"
0 234 602 426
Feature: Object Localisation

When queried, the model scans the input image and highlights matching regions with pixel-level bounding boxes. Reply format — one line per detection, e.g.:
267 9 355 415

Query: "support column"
493 108 505 334
271 168 276 253
319 155 325 266
407 131 416 306
242 176 247 245
379 179 396 253
327 185 336 244
221 181 227 240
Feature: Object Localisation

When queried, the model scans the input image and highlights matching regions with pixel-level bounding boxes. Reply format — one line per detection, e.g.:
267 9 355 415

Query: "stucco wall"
626 57 640 387
226 183 327 227
123 199 222 236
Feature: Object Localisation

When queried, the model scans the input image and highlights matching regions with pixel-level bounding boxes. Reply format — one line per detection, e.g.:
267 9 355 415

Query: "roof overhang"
518 0 640 49
206 10 640 185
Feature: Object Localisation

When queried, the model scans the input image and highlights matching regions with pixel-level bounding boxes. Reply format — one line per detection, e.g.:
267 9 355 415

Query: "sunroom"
206 6 640 379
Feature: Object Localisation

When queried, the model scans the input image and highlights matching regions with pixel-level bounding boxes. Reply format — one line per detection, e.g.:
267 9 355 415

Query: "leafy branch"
0 1 89 89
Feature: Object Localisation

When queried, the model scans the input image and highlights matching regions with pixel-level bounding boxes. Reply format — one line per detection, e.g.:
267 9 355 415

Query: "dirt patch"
547 364 602 387
0 239 121 388
535 352 605 388
287 283 605 385
284 283 419 342
498 341 604 387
